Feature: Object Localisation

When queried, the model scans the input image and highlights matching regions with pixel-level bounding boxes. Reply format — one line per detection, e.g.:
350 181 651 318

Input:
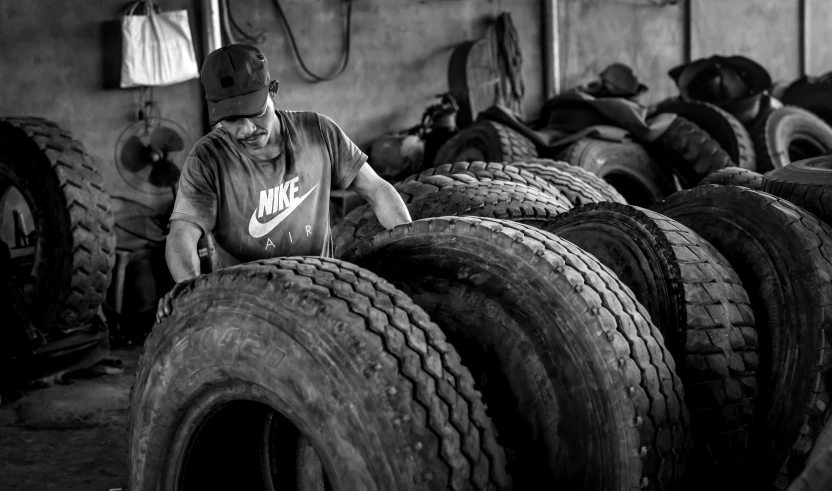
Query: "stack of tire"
0 117 116 383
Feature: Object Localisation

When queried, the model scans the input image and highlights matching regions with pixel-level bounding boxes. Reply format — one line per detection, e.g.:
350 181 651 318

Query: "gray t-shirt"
171 109 366 267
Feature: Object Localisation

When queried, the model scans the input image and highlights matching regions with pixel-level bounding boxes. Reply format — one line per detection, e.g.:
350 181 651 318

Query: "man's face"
221 97 276 150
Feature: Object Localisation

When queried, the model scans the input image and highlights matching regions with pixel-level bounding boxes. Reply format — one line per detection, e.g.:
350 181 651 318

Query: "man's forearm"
165 230 201 283
368 182 412 229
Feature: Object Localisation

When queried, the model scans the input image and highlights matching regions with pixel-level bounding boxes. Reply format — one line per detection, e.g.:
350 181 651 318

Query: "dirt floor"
0 346 142 491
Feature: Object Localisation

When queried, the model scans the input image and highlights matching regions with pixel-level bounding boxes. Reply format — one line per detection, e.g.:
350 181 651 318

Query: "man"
156 44 411 322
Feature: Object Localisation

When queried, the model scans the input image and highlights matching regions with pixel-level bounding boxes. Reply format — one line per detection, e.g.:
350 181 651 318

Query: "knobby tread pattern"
652 185 832 489
491 121 538 162
432 120 538 166
332 179 571 258
762 167 832 226
649 116 734 188
0 117 115 329
346 216 691 490
697 167 764 190
405 160 572 207
516 158 628 204
545 202 758 480
129 257 509 490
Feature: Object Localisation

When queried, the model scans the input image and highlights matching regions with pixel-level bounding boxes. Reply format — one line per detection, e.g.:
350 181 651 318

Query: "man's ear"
269 80 280 97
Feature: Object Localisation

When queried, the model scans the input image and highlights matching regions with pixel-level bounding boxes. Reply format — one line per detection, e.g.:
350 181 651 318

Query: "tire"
653 100 757 171
786 418 832 491
558 137 676 207
0 117 115 330
697 167 764 190
751 106 832 172
761 155 832 225
781 80 832 128
405 160 572 207
332 178 571 258
433 120 537 166
543 203 757 486
647 116 735 188
128 257 510 491
651 185 832 488
343 216 691 490
510 158 627 205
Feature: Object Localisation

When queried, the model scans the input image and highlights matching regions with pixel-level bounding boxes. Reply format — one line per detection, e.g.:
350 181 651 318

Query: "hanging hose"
490 12 525 115
222 0 264 45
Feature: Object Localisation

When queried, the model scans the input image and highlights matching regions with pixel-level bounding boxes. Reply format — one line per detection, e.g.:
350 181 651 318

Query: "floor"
0 346 142 491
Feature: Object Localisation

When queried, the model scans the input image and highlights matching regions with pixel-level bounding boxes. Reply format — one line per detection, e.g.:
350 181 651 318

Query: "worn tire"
781 80 832 128
128 257 510 491
652 185 832 489
786 417 832 491
653 100 757 171
406 161 572 207
509 158 627 205
0 117 115 330
751 106 832 172
543 202 757 485
697 167 764 190
761 155 832 225
648 116 735 188
343 216 691 490
433 120 537 166
332 178 570 257
558 138 675 207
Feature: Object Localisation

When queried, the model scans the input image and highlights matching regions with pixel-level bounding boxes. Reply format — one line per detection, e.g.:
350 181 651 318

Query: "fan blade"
149 126 185 154
148 159 182 188
120 135 153 173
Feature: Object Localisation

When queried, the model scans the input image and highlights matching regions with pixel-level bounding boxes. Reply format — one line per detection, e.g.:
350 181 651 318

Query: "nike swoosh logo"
248 184 318 238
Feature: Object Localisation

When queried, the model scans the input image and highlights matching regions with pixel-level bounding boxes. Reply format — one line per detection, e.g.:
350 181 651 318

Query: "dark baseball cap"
201 44 272 126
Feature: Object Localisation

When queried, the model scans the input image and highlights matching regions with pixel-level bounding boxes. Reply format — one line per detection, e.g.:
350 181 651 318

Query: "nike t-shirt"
170 110 367 267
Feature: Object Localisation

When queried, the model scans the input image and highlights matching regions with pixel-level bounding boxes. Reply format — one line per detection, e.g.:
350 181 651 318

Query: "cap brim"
207 86 269 126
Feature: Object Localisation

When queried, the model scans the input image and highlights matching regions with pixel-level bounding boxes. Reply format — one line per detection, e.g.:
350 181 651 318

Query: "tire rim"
0 174 39 305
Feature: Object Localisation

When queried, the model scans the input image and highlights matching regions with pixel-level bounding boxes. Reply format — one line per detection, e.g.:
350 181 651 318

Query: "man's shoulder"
187 127 234 164
278 109 325 130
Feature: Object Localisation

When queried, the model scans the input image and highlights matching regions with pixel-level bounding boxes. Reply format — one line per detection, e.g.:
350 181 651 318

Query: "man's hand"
348 162 411 229
155 276 202 324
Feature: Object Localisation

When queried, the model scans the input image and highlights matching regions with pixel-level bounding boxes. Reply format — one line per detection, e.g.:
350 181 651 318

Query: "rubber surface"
433 120 537 166
761 155 832 226
544 202 758 486
343 216 691 490
331 178 571 258
0 117 115 330
751 106 832 172
558 137 675 207
127 257 510 491
648 116 734 188
697 167 764 190
512 158 627 205
786 417 832 491
652 185 832 489
781 80 832 128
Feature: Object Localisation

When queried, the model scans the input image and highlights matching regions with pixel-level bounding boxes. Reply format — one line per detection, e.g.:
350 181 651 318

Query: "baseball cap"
201 44 273 126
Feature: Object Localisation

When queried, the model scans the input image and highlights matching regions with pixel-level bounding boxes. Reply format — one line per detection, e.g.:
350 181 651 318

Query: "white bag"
120 0 200 88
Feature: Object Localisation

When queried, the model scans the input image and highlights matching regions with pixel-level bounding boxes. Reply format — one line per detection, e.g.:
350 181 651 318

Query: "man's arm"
347 163 411 229
165 220 203 283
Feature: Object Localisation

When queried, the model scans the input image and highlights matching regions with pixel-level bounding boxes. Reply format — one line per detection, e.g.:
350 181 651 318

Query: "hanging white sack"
120 0 200 88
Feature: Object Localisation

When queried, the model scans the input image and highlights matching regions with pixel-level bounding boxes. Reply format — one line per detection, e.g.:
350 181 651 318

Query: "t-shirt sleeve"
317 113 368 189
170 155 218 235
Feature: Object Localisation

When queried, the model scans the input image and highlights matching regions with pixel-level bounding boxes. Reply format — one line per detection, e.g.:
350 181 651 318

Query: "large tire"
761 155 832 225
647 116 735 188
433 120 537 166
786 418 832 491
332 178 571 257
558 138 676 207
128 257 510 491
543 203 757 486
0 117 115 330
343 216 691 490
404 160 572 207
697 167 764 190
651 185 832 489
653 100 757 171
781 80 832 128
510 158 627 205
751 106 832 172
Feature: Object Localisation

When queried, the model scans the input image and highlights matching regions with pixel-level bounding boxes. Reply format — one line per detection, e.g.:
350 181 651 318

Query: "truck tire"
404 161 572 207
332 178 571 258
0 117 115 330
652 185 832 488
647 116 735 188
128 257 510 491
510 158 627 205
543 202 757 486
343 216 691 490
761 155 832 225
697 167 764 190
558 138 675 207
433 120 537 166
751 106 832 172
653 100 757 171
